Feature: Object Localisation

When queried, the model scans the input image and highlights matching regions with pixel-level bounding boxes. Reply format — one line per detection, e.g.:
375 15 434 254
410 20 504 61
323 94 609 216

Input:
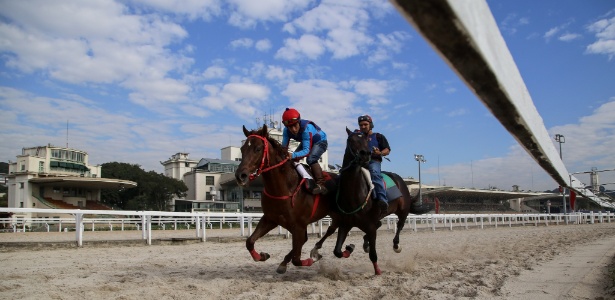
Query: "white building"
5 145 136 222
161 126 330 212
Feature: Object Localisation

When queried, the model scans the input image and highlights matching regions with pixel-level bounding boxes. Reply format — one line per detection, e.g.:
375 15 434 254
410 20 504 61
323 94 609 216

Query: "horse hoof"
261 252 270 261
393 245 402 253
345 244 355 254
310 248 322 261
276 265 287 274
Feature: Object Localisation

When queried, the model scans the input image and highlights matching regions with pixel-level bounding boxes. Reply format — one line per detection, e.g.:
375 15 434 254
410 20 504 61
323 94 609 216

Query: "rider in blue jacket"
281 108 328 195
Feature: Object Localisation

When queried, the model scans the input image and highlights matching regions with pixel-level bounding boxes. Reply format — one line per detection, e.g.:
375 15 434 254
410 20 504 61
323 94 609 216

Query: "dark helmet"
282 108 301 126
358 115 373 129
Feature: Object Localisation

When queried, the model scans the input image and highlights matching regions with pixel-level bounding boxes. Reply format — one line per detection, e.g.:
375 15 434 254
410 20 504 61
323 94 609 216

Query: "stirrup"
312 184 328 195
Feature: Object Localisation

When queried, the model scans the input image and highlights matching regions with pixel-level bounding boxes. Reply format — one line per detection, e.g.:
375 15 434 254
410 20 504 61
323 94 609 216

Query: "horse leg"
333 227 354 258
393 214 408 253
310 222 338 260
363 221 382 253
366 229 382 275
277 228 313 274
246 218 277 263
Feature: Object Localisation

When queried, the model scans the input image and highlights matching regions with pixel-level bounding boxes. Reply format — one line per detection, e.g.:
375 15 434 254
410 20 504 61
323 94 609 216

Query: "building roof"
29 177 137 189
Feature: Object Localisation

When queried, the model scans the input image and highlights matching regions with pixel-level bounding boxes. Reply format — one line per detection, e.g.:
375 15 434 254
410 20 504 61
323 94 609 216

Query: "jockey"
358 115 391 214
281 108 329 195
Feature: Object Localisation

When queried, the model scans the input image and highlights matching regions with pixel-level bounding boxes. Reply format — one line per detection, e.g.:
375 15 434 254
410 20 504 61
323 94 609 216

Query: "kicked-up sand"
1 223 615 299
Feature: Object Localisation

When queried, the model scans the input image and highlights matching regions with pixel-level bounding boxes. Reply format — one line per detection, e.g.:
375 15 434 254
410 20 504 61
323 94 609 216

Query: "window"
185 162 189 167
205 176 214 185
206 192 212 200
20 163 25 171
39 161 44 173
20 202 24 208
19 182 24 189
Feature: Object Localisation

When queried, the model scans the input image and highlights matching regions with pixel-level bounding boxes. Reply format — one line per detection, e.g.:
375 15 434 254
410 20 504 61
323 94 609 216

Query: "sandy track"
1 223 615 299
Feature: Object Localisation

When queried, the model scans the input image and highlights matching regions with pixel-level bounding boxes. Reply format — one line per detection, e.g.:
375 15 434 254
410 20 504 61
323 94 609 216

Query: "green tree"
0 162 8 174
101 162 187 211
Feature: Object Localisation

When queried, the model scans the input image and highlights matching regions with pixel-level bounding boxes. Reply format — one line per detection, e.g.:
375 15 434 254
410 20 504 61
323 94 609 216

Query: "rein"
247 134 315 214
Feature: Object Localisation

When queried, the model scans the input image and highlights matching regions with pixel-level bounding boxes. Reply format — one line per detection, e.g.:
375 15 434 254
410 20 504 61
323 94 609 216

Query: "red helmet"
282 108 301 126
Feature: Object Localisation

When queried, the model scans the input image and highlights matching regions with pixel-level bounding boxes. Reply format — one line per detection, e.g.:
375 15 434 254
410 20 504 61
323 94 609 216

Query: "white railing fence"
0 208 612 247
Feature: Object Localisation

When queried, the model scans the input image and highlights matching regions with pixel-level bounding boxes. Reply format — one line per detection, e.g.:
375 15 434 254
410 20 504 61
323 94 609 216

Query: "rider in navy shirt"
358 115 390 214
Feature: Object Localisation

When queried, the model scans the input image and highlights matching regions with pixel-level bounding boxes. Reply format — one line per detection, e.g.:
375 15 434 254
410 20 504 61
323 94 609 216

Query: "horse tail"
383 171 433 215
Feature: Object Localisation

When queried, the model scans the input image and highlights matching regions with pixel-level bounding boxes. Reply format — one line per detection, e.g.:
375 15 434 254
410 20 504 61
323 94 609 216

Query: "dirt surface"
1 223 615 299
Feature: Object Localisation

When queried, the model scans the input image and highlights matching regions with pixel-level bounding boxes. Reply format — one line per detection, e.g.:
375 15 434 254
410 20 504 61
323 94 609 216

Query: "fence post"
75 213 83 247
146 215 152 245
201 214 206 242
141 215 146 239
195 216 201 238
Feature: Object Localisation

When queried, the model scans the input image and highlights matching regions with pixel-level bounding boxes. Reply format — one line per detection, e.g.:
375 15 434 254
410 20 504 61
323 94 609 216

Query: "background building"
5 145 136 222
162 125 330 212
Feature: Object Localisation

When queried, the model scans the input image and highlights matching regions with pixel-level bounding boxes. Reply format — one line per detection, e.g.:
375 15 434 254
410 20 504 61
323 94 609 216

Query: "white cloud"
366 31 410 65
586 16 615 59
0 0 194 109
200 82 270 119
203 66 228 80
278 0 394 61
276 34 325 60
129 0 223 21
559 33 582 42
255 39 272 52
226 0 312 28
230 38 254 49
544 27 560 40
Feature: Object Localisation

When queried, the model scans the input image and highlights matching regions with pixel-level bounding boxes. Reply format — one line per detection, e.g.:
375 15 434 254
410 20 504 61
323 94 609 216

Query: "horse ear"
346 127 352 136
243 125 250 137
261 124 268 137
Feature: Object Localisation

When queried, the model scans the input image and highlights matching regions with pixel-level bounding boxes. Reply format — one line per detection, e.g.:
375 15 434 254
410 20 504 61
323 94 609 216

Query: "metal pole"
418 160 422 205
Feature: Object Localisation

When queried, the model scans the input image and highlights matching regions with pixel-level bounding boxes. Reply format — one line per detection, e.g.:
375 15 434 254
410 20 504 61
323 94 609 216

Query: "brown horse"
311 127 432 275
234 125 342 274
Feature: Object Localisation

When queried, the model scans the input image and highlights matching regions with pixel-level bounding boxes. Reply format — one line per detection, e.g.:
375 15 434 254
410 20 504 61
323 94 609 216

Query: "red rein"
246 135 319 219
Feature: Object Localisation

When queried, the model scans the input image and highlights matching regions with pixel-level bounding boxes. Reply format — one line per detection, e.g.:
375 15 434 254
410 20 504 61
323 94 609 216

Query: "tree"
101 162 187 211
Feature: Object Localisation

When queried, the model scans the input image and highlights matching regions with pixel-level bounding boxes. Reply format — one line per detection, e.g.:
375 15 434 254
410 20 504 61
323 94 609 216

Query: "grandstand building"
5 145 136 222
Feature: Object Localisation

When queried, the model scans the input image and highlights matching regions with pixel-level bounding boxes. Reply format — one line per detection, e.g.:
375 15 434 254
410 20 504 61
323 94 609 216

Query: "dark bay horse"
235 125 341 274
311 128 432 275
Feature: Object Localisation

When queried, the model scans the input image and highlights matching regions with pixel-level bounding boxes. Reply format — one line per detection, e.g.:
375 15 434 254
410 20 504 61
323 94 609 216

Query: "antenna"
66 120 69 148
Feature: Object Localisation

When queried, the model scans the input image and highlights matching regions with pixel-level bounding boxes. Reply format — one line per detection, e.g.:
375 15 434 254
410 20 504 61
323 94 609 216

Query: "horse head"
342 127 371 169
235 125 269 186
235 124 289 186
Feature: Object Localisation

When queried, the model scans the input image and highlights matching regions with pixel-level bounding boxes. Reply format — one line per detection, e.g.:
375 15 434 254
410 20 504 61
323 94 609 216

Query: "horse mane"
246 126 288 161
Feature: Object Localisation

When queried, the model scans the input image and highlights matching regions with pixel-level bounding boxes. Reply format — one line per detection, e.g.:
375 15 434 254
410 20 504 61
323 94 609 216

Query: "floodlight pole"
414 154 426 205
555 134 567 215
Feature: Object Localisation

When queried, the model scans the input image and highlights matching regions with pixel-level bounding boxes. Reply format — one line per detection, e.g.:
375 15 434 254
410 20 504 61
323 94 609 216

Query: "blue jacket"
282 120 327 159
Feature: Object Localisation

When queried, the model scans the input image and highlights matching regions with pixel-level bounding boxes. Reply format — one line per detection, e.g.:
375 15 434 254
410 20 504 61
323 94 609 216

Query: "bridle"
338 132 370 172
246 134 290 181
336 132 373 214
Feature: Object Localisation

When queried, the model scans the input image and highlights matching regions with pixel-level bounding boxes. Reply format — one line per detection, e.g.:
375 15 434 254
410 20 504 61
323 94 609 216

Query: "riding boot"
310 164 328 195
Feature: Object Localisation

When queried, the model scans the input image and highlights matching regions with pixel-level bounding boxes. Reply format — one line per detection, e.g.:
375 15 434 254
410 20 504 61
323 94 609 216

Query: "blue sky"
1 0 614 192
